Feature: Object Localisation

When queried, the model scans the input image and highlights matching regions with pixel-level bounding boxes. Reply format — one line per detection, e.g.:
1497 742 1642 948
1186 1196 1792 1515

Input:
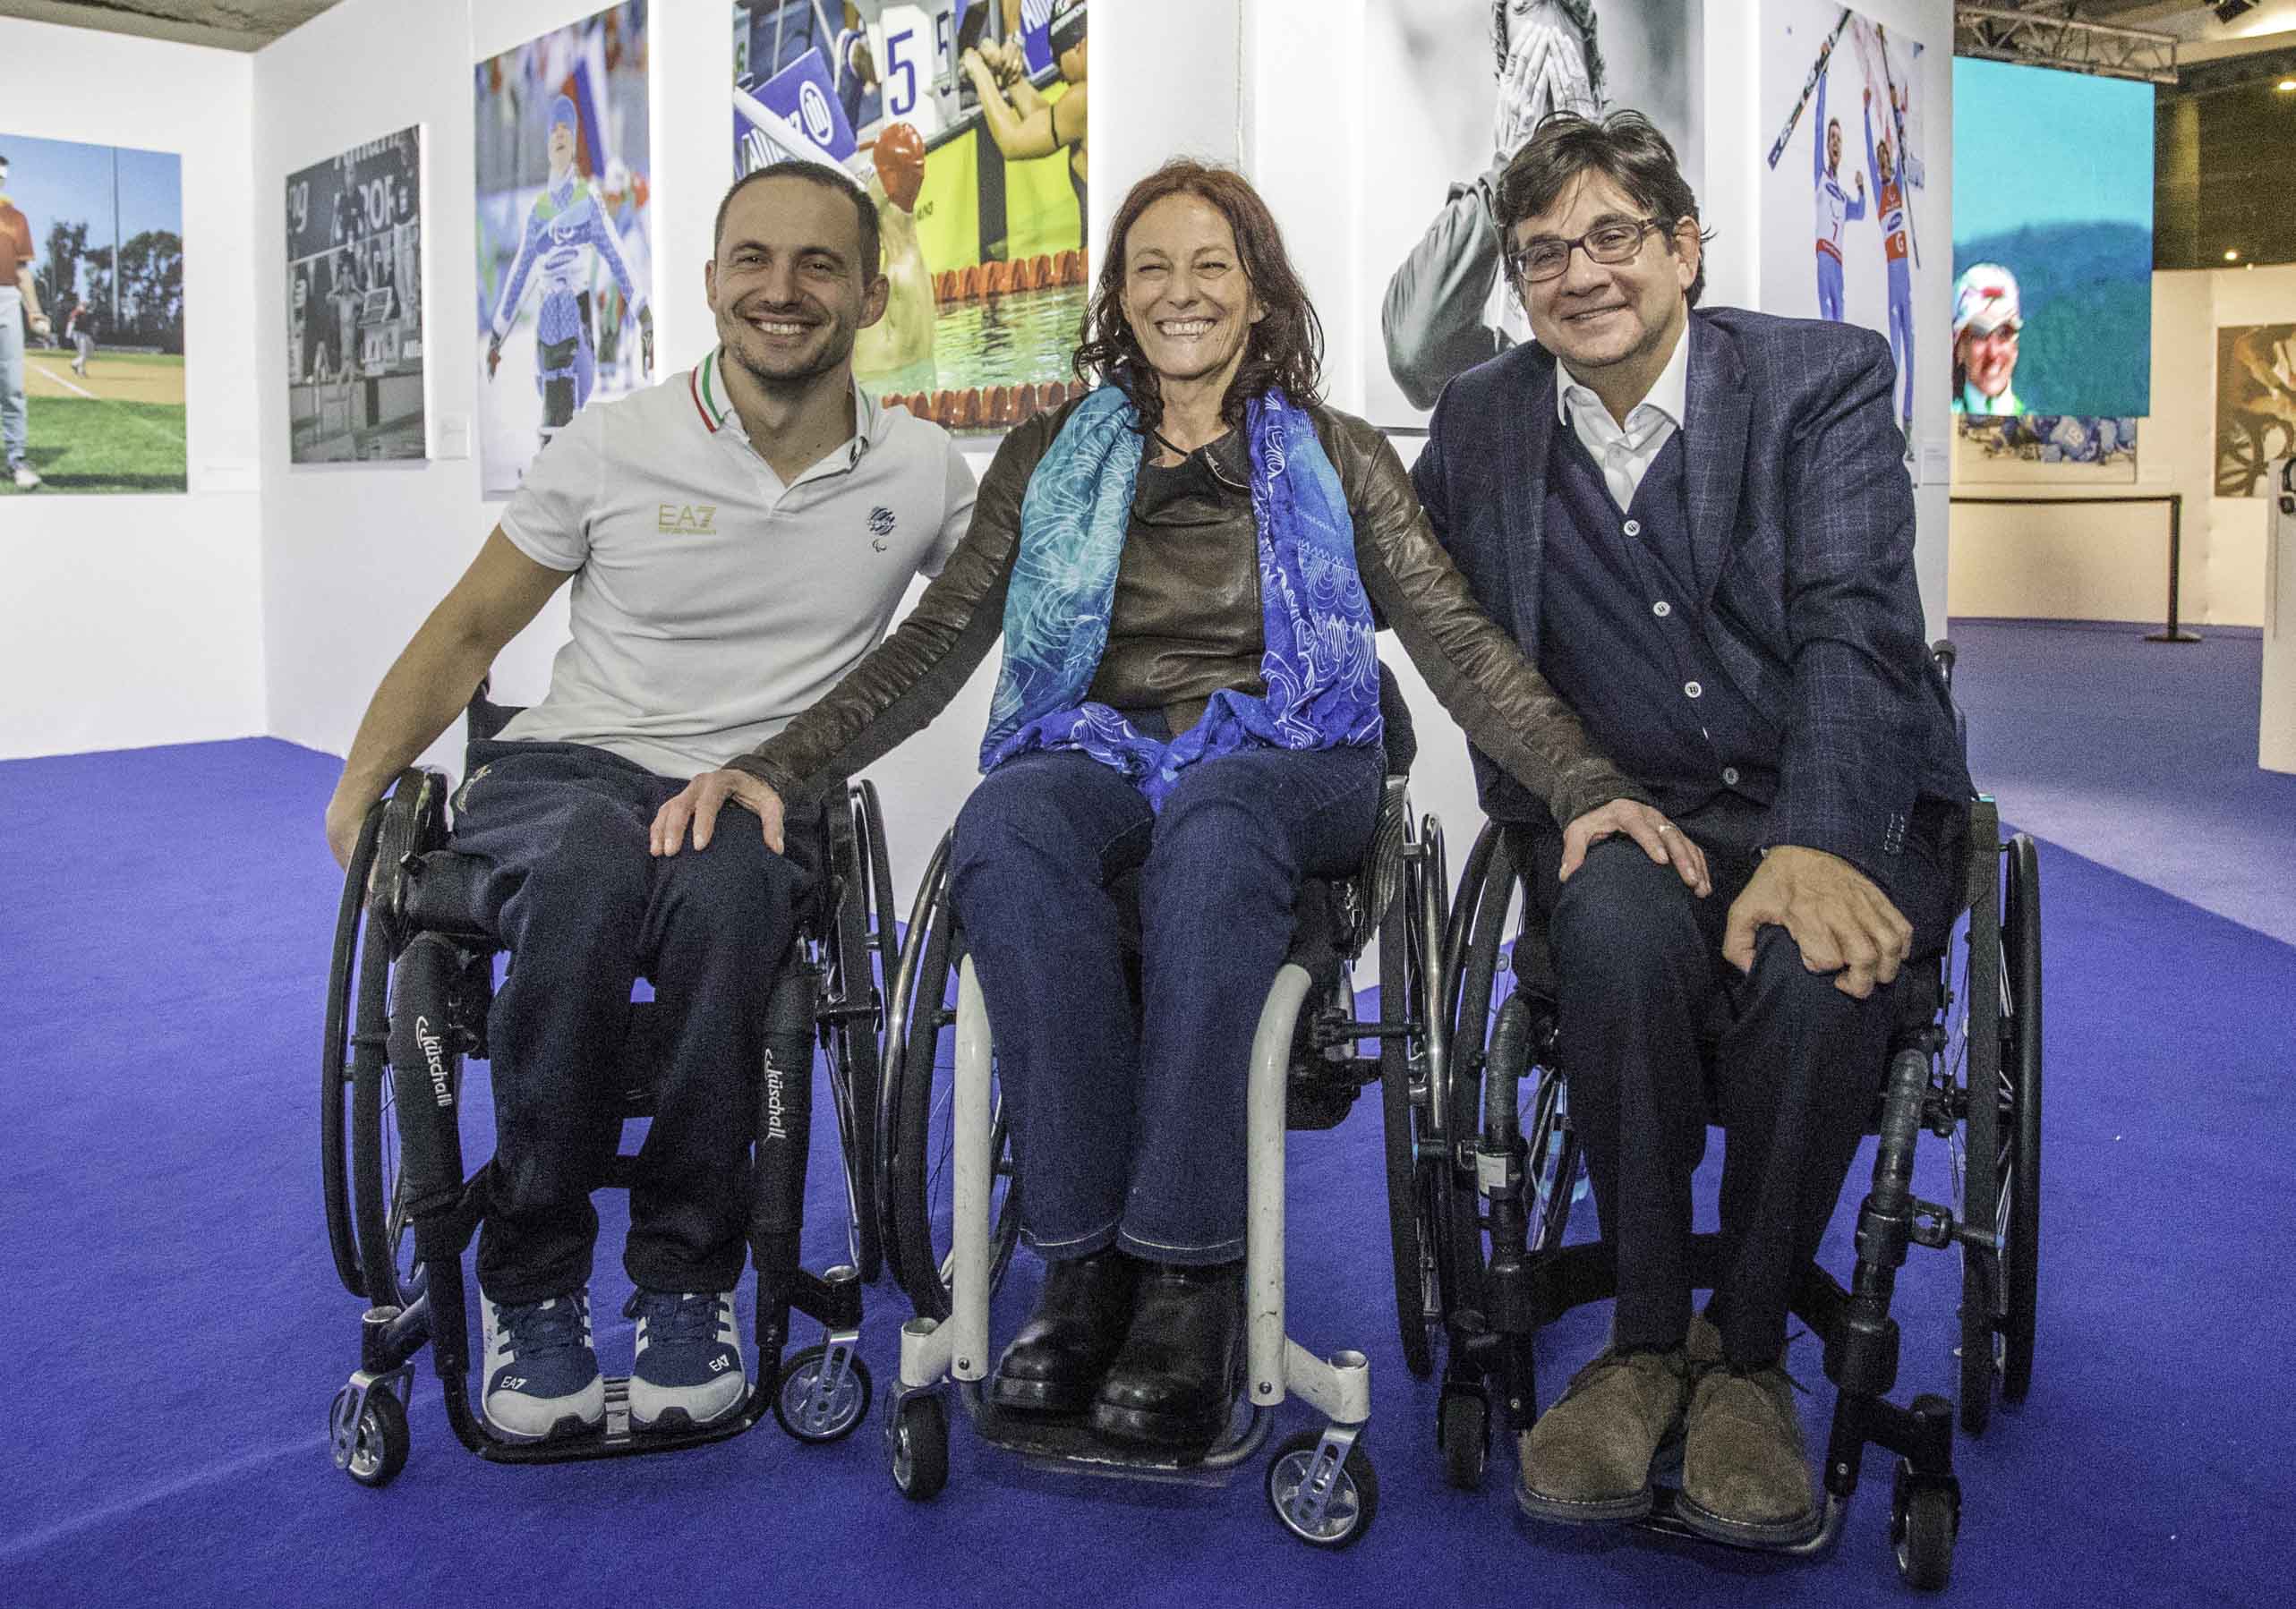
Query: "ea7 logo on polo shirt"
659 503 717 533
867 505 895 551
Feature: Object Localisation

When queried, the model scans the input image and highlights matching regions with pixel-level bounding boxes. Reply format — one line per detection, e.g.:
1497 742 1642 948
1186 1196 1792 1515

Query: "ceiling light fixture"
2224 249 2242 261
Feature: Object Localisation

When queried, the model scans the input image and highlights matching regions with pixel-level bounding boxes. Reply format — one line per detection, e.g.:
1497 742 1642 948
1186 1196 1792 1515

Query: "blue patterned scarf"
979 385 1381 808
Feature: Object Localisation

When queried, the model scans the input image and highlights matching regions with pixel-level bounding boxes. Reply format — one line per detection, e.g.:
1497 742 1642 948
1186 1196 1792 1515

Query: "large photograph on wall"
475 2 653 498
1760 2 1931 445
286 127 425 464
1367 0 1703 430
2216 323 2296 498
0 132 184 495
1950 56 2152 421
732 0 1089 437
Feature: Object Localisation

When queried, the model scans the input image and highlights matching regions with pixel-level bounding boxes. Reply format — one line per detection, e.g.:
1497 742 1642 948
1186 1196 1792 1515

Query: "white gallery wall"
0 17 263 760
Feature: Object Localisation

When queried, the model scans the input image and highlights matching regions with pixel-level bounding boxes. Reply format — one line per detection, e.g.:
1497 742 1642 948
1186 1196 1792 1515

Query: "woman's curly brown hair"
1072 159 1325 433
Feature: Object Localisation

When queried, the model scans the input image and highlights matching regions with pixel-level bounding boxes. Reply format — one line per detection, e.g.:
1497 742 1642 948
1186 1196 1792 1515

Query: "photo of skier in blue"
1812 65 1865 322
484 94 652 453
1865 83 1915 438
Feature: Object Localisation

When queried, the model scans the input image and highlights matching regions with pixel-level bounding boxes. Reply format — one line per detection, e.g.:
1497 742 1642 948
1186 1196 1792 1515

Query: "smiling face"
706 175 887 390
1509 169 1694 382
1119 192 1265 393
1826 119 1842 174
1958 325 2019 398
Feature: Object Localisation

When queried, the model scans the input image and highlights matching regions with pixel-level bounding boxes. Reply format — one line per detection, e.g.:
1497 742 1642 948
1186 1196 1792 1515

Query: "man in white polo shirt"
323 160 974 1444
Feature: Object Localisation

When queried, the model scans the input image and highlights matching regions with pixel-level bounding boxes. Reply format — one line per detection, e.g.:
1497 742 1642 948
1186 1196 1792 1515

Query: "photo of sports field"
18 347 187 492
2 131 186 496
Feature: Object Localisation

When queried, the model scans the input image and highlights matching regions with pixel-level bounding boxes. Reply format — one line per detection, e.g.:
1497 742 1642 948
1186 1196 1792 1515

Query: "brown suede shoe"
1677 1361 1823 1546
1515 1345 1693 1524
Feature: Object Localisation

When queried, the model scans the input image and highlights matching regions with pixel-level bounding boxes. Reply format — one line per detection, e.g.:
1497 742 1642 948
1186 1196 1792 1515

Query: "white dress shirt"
1556 320 1691 512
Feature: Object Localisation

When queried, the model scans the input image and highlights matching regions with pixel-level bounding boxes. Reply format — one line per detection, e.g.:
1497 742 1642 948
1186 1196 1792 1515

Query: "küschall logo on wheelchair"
763 1057 790 1142
414 1016 454 1109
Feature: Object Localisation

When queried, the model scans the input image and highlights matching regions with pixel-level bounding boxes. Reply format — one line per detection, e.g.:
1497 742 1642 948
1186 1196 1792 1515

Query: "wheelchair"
872 671 1449 1548
1414 651 2043 1590
318 688 902 1486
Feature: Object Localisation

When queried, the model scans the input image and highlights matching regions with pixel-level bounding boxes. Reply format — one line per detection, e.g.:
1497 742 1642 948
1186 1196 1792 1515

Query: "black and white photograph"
1369 0 1703 428
286 126 425 464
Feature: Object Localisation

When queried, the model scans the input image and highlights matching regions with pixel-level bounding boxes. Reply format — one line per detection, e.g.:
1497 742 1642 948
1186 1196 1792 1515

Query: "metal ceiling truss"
1954 4 2181 84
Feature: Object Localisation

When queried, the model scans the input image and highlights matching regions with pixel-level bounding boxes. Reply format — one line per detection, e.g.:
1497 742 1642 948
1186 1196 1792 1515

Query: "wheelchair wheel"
1377 871 1436 1380
824 787 887 1283
889 1392 949 1502
329 1381 410 1490
1265 1430 1378 1549
1892 1459 1959 1591
351 770 452 1311
772 1345 872 1443
1438 1388 1489 1491
322 797 388 1299
2000 833 2043 1403
883 833 1020 1321
1521 1058 1580 1253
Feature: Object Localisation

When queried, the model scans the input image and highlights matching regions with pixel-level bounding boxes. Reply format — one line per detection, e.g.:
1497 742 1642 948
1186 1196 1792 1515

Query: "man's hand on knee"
1560 798 1711 897
652 769 785 856
1721 846 1913 1000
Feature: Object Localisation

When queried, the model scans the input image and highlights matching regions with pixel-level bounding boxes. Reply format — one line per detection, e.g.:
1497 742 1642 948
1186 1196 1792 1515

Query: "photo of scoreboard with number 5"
868 0 963 136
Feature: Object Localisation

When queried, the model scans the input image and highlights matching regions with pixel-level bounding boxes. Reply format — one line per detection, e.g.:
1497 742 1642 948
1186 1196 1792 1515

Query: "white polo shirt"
495 348 976 779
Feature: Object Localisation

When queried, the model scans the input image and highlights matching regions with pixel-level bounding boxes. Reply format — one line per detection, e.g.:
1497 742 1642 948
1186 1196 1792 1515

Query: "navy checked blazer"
1411 306 1971 891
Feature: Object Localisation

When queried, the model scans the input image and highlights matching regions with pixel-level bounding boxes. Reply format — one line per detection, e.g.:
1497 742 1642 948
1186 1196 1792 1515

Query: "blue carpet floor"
3 625 2292 1605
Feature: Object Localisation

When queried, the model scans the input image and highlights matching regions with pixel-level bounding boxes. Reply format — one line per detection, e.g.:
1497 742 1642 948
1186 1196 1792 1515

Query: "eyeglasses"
1506 217 1670 285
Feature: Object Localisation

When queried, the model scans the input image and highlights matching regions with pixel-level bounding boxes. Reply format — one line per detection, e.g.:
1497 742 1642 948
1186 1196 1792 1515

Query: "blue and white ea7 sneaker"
626 1289 746 1432
481 1287 605 1443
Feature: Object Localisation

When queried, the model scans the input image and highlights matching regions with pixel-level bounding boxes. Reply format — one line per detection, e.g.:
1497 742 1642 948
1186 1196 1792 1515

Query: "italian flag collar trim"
690 349 733 433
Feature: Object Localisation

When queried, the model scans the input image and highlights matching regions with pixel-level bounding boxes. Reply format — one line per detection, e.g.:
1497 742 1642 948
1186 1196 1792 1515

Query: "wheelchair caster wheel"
1891 1459 1959 1591
773 1344 872 1443
889 1393 948 1502
1438 1390 1489 1491
1265 1430 1378 1549
329 1382 409 1489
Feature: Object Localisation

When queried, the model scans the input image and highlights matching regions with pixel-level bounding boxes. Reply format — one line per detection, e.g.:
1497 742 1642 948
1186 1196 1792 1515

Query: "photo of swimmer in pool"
732 0 1090 437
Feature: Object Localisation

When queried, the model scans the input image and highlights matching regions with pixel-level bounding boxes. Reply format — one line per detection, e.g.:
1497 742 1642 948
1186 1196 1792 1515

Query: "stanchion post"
2145 491 2202 643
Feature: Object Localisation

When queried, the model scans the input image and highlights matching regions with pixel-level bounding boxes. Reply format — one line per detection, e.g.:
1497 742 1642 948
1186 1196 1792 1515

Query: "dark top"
1086 429 1265 734
1539 428 1773 820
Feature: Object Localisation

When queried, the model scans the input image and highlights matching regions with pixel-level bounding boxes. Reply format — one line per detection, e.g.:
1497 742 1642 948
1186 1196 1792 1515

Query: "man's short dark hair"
713 160 881 283
1496 110 1710 307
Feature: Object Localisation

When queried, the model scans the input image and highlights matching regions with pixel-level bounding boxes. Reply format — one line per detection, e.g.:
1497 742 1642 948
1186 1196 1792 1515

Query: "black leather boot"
986 1247 1140 1414
1087 1260 1244 1449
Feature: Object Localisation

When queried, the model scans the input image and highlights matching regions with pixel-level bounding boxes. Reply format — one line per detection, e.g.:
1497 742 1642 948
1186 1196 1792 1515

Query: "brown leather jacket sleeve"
1313 405 1652 827
726 406 1066 803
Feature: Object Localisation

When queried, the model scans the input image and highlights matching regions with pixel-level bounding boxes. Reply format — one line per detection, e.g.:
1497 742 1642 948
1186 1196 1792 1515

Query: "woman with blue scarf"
713 161 1647 1450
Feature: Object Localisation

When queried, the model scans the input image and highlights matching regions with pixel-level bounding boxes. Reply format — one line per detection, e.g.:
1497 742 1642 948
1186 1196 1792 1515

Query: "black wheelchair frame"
319 702 903 1487
1412 702 2043 1589
871 685 1447 1548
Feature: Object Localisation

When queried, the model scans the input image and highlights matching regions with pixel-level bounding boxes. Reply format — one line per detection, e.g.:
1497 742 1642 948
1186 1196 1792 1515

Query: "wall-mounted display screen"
1951 56 2153 421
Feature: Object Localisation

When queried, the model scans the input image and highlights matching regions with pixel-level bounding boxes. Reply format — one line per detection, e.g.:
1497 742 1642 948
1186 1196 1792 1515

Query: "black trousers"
1523 794 1959 1368
449 740 815 1304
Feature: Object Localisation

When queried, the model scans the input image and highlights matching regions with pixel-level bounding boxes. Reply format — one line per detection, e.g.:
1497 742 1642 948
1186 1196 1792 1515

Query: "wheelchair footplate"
960 1382 1273 1485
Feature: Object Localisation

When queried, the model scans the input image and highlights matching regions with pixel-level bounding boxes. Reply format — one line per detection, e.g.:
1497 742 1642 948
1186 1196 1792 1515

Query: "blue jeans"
449 741 815 1302
1 290 27 470
951 744 1383 1265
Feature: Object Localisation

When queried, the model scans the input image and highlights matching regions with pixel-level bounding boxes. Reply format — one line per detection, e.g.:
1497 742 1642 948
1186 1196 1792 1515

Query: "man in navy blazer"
1412 111 1971 1548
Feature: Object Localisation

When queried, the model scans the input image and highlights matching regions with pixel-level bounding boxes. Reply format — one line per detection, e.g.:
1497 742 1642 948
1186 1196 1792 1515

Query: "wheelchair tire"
1438 1388 1489 1491
1956 839 2007 1437
332 1382 410 1490
1892 1460 1958 1591
1378 885 1436 1380
322 797 388 1299
2001 834 2043 1404
883 834 1020 1321
889 1392 949 1502
825 787 886 1284
1265 1430 1378 1549
352 770 451 1312
772 1345 872 1443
